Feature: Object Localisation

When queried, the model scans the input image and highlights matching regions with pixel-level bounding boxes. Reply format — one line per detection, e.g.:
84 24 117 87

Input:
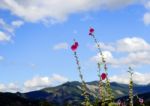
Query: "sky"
0 0 150 92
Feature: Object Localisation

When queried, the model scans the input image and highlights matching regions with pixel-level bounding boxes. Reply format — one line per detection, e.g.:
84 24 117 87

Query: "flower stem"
97 63 105 103
73 51 92 106
91 34 114 102
128 67 134 106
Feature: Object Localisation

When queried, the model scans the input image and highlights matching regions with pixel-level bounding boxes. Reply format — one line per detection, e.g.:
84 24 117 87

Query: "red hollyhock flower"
71 42 79 51
89 27 94 35
101 73 107 80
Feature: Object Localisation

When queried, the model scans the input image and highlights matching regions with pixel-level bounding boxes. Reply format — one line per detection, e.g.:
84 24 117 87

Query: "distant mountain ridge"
0 81 150 106
24 81 150 105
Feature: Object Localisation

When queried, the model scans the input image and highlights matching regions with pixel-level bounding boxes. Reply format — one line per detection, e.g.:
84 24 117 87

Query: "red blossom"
71 41 79 51
101 73 107 80
89 27 94 35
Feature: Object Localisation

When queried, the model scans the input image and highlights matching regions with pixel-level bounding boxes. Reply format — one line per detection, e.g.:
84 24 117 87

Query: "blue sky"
0 0 150 92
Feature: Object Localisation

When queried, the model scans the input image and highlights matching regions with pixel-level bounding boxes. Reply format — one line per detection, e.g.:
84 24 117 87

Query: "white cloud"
0 18 13 33
91 37 150 67
53 42 68 50
116 37 150 52
123 51 150 65
51 74 69 83
0 31 11 42
143 1 150 25
144 1 150 10
24 76 51 91
95 42 115 51
0 18 24 33
143 12 150 25
11 20 24 28
91 51 118 65
0 74 68 92
24 74 68 92
0 84 6 91
110 72 150 85
91 51 150 67
95 37 150 52
7 83 20 92
0 0 139 23
0 83 19 92
0 18 24 43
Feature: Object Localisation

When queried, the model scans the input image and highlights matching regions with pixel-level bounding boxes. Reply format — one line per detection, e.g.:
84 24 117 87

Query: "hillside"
0 81 150 106
24 81 150 105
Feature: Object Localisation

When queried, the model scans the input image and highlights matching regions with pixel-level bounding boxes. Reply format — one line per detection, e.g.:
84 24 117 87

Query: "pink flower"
71 41 79 51
139 98 144 104
101 73 107 80
89 27 94 35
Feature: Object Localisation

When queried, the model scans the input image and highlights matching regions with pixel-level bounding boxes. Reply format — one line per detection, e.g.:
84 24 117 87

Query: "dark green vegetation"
0 81 150 106
0 92 52 106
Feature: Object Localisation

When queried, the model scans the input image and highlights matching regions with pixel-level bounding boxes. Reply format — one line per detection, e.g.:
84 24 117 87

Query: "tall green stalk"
71 41 92 106
128 67 134 106
97 63 105 103
90 32 114 102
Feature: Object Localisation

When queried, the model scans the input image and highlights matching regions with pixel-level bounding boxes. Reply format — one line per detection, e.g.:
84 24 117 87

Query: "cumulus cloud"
91 37 150 67
23 74 68 92
53 42 69 50
0 18 13 33
91 51 117 64
24 76 51 91
0 74 68 92
0 0 140 23
145 1 150 9
92 51 150 67
0 31 11 42
110 72 150 85
0 18 23 34
0 18 24 42
95 42 115 51
11 20 24 28
116 37 150 52
96 37 150 52
143 12 150 25
0 83 19 92
143 1 150 25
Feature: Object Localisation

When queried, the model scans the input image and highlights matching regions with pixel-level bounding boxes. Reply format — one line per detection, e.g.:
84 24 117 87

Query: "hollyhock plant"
71 41 78 51
97 63 105 103
88 27 114 102
71 40 92 106
89 27 94 35
71 45 77 51
128 67 134 106
69 28 139 106
101 73 107 80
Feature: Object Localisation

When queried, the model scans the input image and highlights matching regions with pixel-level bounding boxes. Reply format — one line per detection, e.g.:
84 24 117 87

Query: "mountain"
0 81 150 106
24 81 150 105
